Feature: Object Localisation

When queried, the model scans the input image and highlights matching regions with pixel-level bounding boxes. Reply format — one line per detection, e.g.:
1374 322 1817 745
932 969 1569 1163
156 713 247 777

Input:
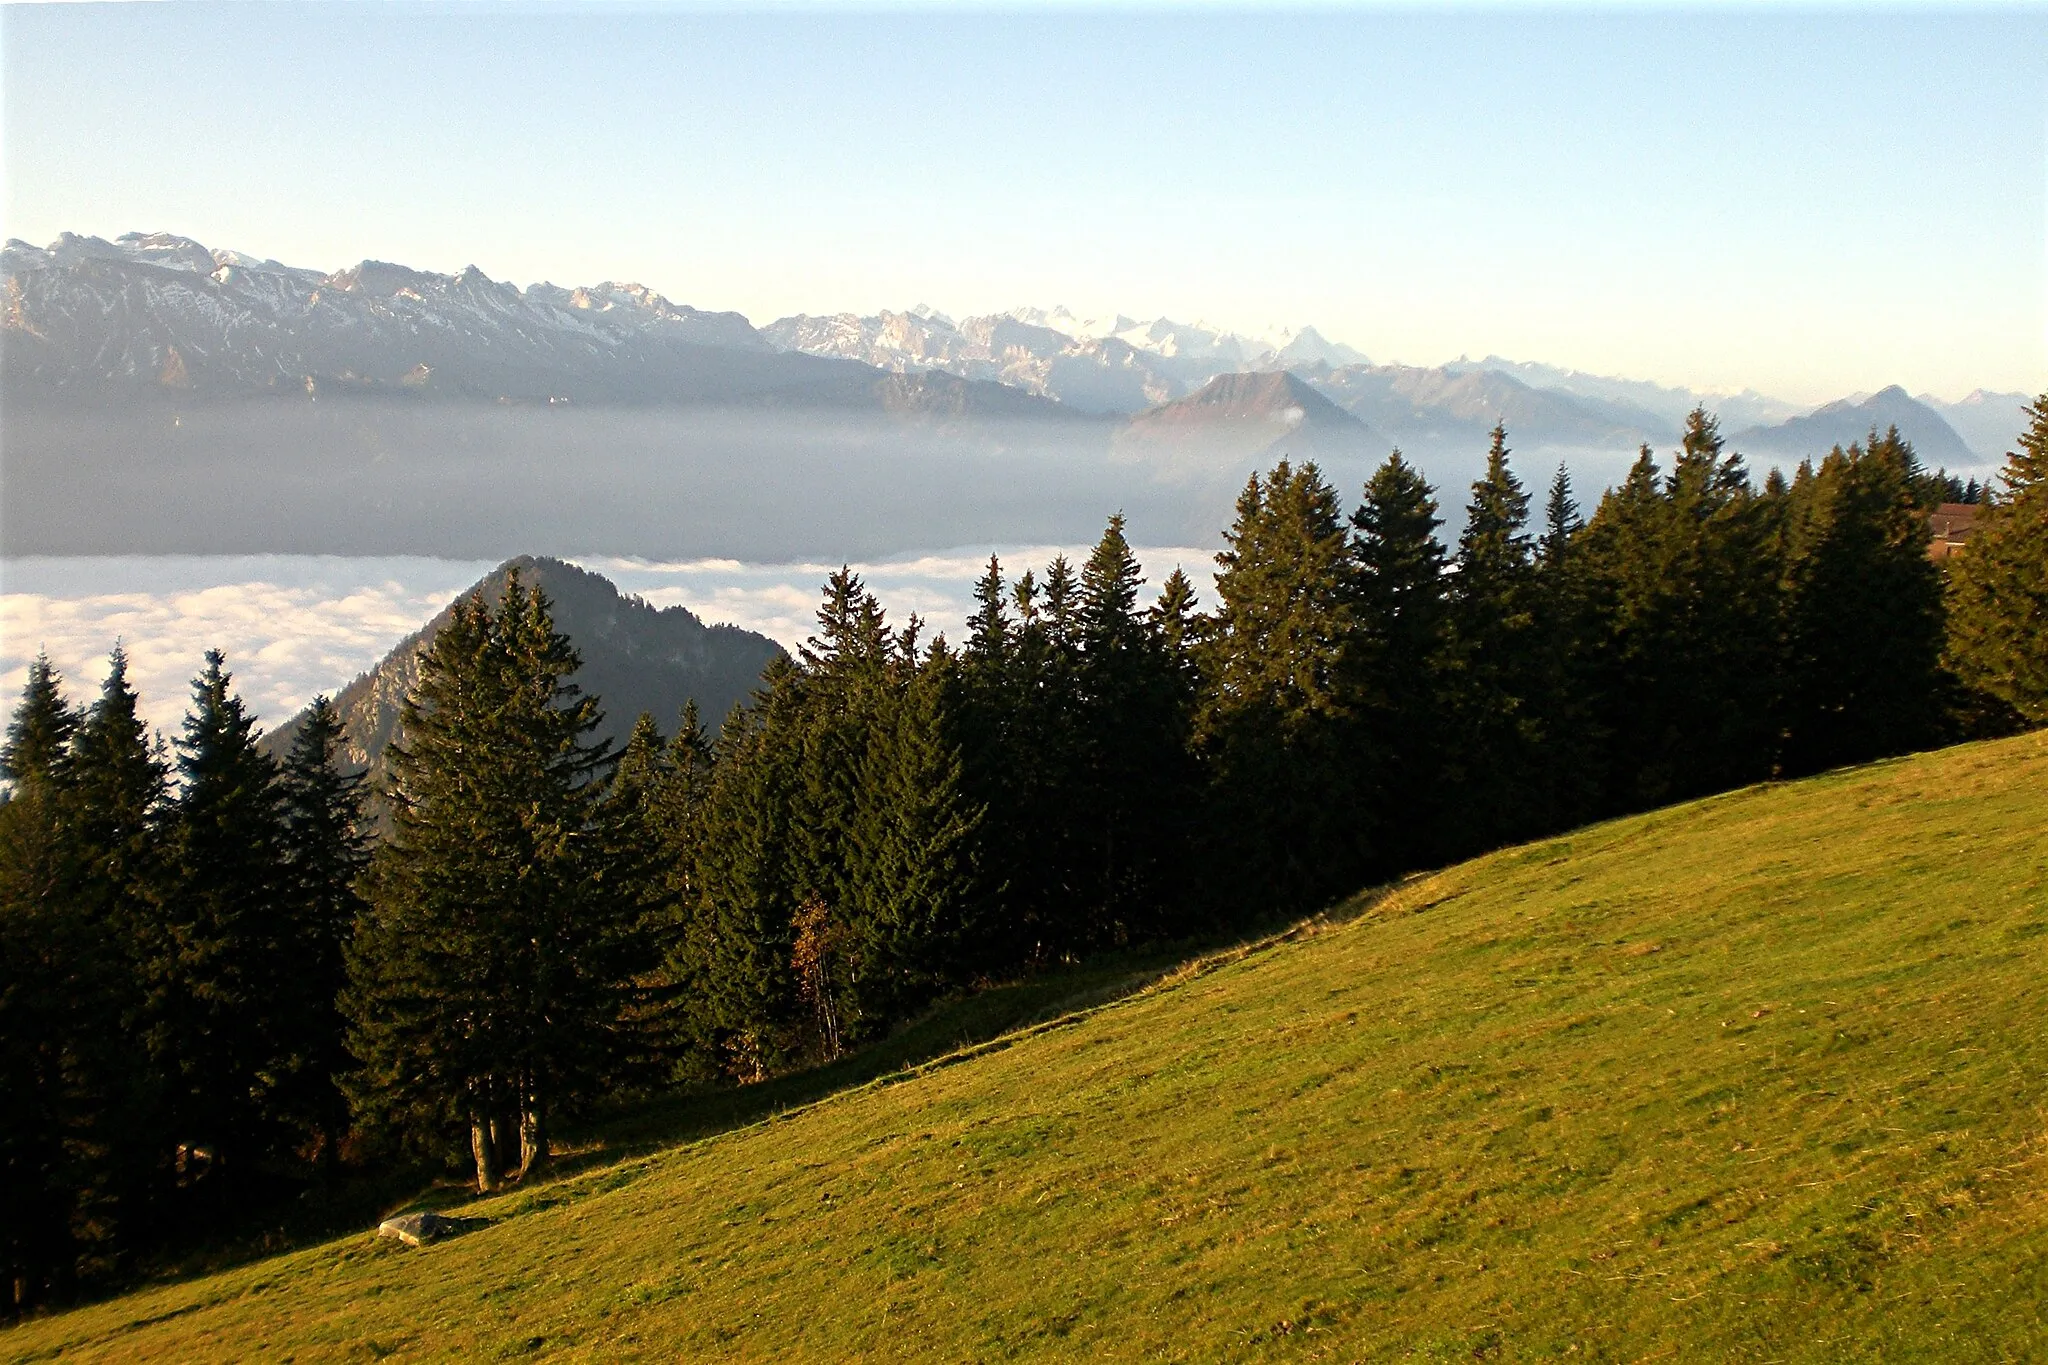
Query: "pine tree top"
2 651 79 789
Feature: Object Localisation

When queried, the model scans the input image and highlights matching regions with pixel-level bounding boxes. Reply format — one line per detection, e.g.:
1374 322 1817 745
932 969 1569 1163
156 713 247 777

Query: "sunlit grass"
9 731 2047 1362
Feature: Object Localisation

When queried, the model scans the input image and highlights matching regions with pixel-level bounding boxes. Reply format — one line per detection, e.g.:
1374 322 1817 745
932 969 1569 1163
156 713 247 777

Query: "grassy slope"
9 732 2048 1363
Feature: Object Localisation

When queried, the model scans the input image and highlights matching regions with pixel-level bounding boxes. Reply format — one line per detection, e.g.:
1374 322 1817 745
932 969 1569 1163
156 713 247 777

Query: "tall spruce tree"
1777 431 1947 772
0 658 136 1310
1947 393 2048 726
1529 464 1600 829
1352 451 1449 865
62 649 168 1238
840 648 985 1033
1442 427 1541 851
67 648 166 941
347 574 631 1190
672 662 805 1080
274 696 369 1167
2 655 78 790
1578 414 1779 806
1073 514 1190 942
1198 461 1373 911
154 651 296 1175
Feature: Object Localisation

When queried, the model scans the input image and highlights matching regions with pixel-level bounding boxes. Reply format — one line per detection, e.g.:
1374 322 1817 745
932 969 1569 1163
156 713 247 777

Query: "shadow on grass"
555 941 1232 1172
66 889 1400 1309
540 884 1405 1188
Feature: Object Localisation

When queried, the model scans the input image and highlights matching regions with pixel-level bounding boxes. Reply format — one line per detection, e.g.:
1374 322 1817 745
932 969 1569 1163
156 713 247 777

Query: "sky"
2 3 2045 404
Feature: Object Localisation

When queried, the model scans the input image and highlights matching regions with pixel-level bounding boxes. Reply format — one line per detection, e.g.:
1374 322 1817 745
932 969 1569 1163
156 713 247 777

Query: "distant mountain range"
2 229 2033 559
266 556 783 787
0 231 1064 421
1731 386 1978 468
1917 390 2037 463
762 307 1369 415
6 230 2029 463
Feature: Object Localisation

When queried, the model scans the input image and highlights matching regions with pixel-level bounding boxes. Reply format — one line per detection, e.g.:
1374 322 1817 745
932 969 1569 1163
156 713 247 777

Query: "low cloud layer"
2 547 1214 740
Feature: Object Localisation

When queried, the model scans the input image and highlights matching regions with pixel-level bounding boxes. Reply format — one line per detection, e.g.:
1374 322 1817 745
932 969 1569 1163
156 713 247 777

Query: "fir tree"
840 651 985 1033
153 651 295 1174
1778 431 1947 772
274 696 369 1168
1577 415 1780 806
67 647 167 934
1541 463 1582 571
1530 464 1599 828
1947 393 2048 726
1442 427 1541 850
1199 461 1373 910
675 666 805 1080
1352 451 1449 863
1 654 79 791
0 659 136 1309
1151 567 1202 667
1075 514 1193 942
347 574 629 1190
966 556 1012 666
61 648 168 1233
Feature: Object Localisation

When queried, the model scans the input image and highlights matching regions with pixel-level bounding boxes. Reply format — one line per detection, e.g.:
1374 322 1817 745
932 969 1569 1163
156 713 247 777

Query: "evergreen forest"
4 401 2045 1313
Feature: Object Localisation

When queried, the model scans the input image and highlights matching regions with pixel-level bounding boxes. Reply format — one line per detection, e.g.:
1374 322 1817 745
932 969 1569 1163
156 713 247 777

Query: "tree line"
4 399 2044 1311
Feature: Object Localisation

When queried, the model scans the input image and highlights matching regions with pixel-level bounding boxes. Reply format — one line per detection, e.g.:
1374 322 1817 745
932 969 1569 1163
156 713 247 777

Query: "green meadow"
9 730 2047 1362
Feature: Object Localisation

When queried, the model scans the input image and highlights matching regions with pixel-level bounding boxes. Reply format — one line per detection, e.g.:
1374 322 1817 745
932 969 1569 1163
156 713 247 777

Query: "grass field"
8 731 2048 1362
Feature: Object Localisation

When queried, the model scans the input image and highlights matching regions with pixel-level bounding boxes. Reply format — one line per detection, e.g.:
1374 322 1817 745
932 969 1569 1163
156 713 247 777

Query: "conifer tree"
347 574 630 1189
959 554 1056 968
1075 515 1192 942
675 666 805 1080
995 552 1088 962
1199 461 1372 910
1151 568 1202 667
1352 451 1449 862
840 650 984 1032
790 569 891 932
1438 428 1541 849
62 648 168 1226
590 712 677 1082
153 651 296 1173
1040 555 1079 650
1541 463 1582 572
1778 431 1947 771
1530 464 1599 828
274 696 369 1166
67 648 167 936
1577 414 1779 806
1947 393 2048 725
2 654 79 790
966 555 1013 666
0 659 134 1309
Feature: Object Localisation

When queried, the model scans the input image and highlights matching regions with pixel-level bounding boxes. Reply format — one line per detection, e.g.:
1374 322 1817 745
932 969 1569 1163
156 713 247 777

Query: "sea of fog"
0 548 1216 738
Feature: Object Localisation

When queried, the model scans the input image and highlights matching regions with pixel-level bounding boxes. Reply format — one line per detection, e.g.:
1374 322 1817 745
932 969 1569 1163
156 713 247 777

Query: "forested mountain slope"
11 730 2047 1363
265 556 783 784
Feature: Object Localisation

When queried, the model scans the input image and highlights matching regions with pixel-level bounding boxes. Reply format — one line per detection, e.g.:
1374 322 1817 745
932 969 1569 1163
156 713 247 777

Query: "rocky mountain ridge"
1 231 1068 420
5 230 2029 468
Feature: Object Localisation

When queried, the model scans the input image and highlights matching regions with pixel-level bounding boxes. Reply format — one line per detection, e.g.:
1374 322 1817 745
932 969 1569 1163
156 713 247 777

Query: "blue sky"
4 3 2043 403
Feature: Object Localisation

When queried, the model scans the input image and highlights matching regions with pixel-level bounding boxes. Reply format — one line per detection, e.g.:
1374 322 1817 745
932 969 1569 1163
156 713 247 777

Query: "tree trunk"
516 1097 549 1179
490 1113 516 1169
470 1118 500 1193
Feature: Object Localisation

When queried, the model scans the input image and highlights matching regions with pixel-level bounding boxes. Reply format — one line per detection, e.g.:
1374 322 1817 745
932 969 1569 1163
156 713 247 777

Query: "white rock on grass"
377 1211 455 1247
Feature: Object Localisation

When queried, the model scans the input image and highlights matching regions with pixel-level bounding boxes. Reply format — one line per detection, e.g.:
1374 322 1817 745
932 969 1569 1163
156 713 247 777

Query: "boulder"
376 1211 480 1247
